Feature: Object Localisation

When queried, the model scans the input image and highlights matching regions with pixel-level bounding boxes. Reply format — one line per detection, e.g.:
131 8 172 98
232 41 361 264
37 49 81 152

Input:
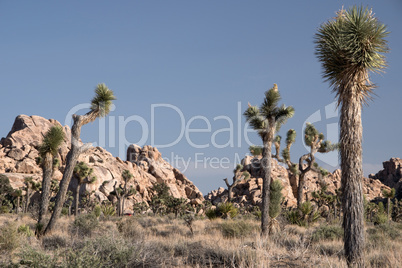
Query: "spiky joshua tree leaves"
44 84 116 235
244 84 294 236
382 188 395 224
315 6 389 267
36 125 65 234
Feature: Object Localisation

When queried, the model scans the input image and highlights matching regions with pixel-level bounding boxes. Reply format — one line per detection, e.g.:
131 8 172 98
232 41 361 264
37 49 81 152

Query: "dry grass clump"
0 213 400 267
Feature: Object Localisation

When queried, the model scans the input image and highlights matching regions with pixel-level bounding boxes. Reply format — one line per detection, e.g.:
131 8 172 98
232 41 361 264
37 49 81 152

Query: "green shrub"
71 213 99 236
101 203 116 217
219 220 257 238
18 246 57 267
61 207 69 216
0 222 20 252
217 202 238 219
17 224 33 237
312 225 343 242
205 208 218 220
93 205 101 218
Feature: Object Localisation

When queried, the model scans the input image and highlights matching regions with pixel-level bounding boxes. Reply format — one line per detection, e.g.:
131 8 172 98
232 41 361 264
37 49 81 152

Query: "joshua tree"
45 84 115 234
315 6 389 266
73 161 96 216
36 126 65 230
223 164 250 201
382 188 395 223
113 170 136 216
244 84 294 236
274 124 337 207
23 177 41 213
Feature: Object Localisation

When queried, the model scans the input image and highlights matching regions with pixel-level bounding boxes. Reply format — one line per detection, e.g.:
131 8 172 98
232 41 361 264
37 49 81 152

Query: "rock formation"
0 115 203 213
205 155 391 208
369 158 402 198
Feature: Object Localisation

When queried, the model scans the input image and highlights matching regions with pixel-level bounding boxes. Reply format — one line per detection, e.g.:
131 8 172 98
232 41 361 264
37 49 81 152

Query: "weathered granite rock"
369 158 402 198
0 115 203 214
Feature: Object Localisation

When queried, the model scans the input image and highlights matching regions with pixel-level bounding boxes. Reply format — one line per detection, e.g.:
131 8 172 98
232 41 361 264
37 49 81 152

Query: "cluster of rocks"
369 158 402 198
205 155 391 208
0 115 203 213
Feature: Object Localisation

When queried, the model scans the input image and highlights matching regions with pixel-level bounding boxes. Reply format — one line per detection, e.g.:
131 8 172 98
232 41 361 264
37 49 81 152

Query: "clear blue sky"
1 1 401 195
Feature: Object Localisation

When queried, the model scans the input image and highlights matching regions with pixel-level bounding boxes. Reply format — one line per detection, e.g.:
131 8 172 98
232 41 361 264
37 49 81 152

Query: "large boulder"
0 115 203 213
369 158 402 198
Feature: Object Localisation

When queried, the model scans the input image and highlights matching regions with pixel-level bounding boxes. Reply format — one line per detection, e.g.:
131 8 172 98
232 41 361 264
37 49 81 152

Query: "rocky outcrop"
0 115 203 213
369 158 402 198
205 155 390 208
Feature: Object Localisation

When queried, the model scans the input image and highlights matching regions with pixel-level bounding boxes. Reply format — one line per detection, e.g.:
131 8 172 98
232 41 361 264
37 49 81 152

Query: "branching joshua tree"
113 170 136 216
73 161 96 216
36 126 65 232
315 6 389 266
23 177 41 213
273 124 337 207
44 84 115 234
244 84 294 236
223 164 250 201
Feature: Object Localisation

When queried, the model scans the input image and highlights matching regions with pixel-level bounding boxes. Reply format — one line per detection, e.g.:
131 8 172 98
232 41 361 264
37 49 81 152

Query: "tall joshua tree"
382 188 395 224
36 126 65 231
23 177 41 213
244 84 294 236
315 6 389 266
45 84 116 234
73 161 96 216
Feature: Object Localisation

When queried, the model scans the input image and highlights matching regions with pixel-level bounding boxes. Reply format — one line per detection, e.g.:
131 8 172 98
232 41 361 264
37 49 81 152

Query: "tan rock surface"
0 115 203 212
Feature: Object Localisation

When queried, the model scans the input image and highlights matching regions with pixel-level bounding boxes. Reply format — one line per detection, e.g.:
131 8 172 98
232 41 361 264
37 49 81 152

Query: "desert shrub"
0 222 20 252
64 235 142 268
18 246 57 267
311 225 343 242
315 241 343 257
18 224 34 237
219 220 257 238
101 203 116 218
369 253 393 268
61 207 69 216
93 205 101 218
42 235 68 250
116 218 144 240
205 208 218 220
217 202 238 219
71 213 99 237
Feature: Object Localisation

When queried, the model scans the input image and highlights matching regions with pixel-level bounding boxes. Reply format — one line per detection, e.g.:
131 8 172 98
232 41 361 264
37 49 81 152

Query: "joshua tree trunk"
74 183 81 216
387 197 391 223
223 179 234 201
261 119 275 236
340 97 365 267
38 152 53 227
24 188 30 213
44 113 95 235
297 172 306 207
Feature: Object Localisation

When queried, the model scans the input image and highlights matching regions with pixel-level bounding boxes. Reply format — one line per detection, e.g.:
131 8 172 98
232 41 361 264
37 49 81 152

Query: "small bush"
311 225 343 242
42 235 68 250
71 213 99 237
219 220 257 238
18 224 34 237
0 222 20 252
18 246 57 267
93 205 101 218
116 218 144 240
205 208 218 220
217 202 238 219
